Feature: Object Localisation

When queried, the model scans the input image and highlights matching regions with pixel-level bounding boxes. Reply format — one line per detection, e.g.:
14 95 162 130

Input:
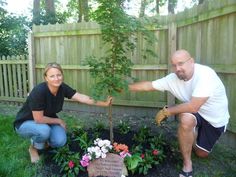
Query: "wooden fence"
0 0 235 133
0 55 29 103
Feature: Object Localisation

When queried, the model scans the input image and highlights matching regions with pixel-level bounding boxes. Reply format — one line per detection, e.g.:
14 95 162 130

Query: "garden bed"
41 125 181 177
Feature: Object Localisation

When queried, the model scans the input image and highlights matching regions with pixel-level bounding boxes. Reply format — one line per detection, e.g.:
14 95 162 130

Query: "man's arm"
129 81 157 92
167 96 209 115
156 96 209 125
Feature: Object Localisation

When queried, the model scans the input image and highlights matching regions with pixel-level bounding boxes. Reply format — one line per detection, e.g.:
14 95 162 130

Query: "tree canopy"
0 4 30 56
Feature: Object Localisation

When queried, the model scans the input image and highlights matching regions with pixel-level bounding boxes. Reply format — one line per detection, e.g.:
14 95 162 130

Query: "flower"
80 139 113 167
152 149 159 156
80 154 91 167
140 154 145 159
113 142 129 153
80 159 89 167
68 160 75 169
120 151 131 158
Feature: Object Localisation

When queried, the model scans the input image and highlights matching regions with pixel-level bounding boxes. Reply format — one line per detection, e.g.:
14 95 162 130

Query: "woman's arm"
32 111 66 129
71 93 112 107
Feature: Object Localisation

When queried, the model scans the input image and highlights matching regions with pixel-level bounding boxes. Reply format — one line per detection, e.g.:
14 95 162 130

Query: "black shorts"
192 113 226 152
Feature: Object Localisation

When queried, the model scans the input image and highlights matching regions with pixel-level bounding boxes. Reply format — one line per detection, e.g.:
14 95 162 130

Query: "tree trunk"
78 0 82 22
155 0 160 14
33 0 40 25
168 0 176 14
108 104 114 143
199 0 204 4
139 0 147 17
45 0 56 24
83 0 89 22
78 0 89 22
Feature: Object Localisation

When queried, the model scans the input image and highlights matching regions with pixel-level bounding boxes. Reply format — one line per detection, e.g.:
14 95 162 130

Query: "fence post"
167 21 176 108
28 32 36 92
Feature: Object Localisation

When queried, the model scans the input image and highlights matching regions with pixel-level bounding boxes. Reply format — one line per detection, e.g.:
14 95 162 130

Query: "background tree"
66 0 90 22
168 0 177 14
86 0 156 142
45 0 56 24
198 0 205 4
32 0 67 25
0 12 30 56
139 0 167 17
139 0 147 17
78 0 89 22
33 0 41 25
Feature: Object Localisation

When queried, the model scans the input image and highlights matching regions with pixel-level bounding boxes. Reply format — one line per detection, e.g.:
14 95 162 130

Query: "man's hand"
155 106 171 126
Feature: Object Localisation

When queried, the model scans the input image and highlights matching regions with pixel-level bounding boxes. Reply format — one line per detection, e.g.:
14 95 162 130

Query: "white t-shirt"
152 64 229 127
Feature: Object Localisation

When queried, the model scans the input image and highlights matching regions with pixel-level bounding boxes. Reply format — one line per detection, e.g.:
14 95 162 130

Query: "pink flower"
120 151 131 158
68 160 74 169
80 154 90 167
82 154 90 162
152 149 159 156
140 154 145 159
80 159 90 167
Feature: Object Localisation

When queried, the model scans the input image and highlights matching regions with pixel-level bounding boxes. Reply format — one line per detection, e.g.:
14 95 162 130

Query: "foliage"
0 11 30 56
117 120 131 135
132 125 151 144
32 0 68 25
52 127 90 177
66 0 91 22
52 145 84 177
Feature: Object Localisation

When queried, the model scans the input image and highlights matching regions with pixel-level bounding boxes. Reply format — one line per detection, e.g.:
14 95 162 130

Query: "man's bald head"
171 49 191 61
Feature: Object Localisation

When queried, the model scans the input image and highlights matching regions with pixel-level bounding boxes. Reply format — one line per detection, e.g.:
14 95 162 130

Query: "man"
129 49 229 177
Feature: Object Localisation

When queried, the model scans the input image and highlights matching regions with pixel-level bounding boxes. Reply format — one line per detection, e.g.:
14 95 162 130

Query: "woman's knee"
50 135 67 148
37 125 51 140
49 125 67 148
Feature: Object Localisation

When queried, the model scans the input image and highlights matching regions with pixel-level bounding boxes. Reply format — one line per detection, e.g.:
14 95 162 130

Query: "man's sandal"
179 170 193 177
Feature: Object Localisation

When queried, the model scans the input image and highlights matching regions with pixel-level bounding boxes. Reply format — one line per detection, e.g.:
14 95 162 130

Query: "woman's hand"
104 96 113 106
57 119 67 130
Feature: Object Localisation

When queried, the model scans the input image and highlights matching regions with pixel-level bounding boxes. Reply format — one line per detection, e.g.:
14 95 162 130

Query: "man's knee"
178 113 196 130
194 147 209 158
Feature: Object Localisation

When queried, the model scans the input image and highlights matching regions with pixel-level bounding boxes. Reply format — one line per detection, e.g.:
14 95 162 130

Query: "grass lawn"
0 115 39 177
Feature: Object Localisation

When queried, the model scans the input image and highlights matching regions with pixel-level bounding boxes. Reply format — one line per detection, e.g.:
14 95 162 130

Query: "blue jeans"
16 120 67 150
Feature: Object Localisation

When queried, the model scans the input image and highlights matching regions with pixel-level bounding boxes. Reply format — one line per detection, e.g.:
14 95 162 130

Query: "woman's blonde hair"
44 62 63 77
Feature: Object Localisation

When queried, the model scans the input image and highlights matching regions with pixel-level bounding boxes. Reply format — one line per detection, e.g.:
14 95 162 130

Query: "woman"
13 62 112 163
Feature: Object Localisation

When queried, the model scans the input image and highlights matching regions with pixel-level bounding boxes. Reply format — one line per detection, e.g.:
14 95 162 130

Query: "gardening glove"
155 106 171 126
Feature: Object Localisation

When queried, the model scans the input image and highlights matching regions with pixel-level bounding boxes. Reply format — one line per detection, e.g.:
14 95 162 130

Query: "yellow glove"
155 106 171 126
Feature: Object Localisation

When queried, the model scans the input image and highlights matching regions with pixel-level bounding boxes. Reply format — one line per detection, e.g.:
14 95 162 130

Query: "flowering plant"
80 138 113 167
